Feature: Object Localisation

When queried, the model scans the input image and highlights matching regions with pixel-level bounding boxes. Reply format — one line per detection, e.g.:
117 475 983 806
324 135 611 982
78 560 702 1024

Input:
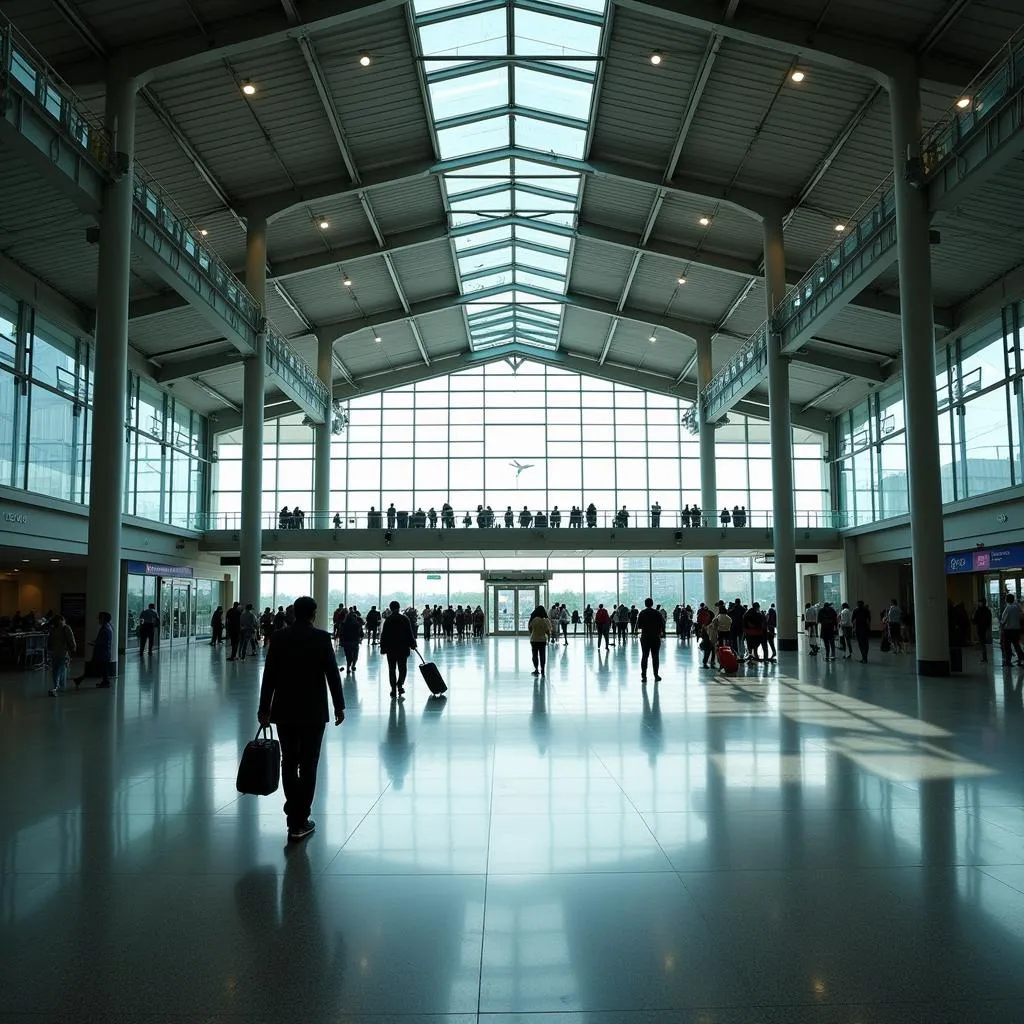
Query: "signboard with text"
125 561 194 579
945 545 1024 574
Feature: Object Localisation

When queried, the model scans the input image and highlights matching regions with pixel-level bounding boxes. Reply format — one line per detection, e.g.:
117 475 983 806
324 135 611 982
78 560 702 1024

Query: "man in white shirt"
803 602 818 638
838 602 853 660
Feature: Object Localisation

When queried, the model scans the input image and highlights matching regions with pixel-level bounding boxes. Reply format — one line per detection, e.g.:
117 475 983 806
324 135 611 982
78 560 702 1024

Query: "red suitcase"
717 645 739 673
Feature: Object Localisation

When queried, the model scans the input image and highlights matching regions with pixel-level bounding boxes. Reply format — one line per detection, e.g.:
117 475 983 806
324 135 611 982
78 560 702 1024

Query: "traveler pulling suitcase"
236 725 281 795
416 648 448 695
717 645 739 673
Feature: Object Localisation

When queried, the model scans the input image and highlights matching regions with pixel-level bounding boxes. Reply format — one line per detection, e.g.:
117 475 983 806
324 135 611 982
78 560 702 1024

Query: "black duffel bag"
236 725 281 796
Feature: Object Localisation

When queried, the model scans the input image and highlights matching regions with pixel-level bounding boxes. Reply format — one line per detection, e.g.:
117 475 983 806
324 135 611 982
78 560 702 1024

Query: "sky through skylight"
414 0 609 353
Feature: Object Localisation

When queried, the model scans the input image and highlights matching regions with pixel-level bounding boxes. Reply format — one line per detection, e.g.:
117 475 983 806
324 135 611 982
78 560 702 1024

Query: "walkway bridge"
196 508 842 560
0 15 328 422
703 30 1024 423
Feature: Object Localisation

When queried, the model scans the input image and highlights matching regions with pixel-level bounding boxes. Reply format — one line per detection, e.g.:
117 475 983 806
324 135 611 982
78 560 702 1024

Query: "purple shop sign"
945 545 1024 574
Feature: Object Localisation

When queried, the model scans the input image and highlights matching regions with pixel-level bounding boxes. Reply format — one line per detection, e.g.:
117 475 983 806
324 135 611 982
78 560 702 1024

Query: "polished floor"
2 634 1024 1023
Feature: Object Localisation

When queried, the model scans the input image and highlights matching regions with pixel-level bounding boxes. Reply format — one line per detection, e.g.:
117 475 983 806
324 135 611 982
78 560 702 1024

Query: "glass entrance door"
159 580 193 646
491 586 540 635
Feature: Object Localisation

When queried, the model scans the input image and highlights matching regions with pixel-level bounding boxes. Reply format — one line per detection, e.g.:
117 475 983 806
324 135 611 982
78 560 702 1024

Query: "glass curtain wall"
255 554 776 616
835 303 1023 524
0 286 209 525
213 360 828 523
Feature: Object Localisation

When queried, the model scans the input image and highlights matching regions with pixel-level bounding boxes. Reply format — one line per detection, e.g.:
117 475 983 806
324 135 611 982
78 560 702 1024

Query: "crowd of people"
312 502 763 530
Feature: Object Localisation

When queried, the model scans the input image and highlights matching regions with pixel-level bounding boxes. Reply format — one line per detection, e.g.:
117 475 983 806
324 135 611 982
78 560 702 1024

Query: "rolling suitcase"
416 648 448 696
717 645 739 673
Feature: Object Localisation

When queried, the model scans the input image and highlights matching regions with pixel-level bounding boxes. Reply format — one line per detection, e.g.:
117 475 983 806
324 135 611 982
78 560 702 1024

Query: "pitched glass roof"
413 0 609 353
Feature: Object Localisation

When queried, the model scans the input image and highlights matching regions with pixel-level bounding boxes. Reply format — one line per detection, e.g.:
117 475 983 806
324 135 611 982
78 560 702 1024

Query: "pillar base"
779 638 798 652
918 659 950 677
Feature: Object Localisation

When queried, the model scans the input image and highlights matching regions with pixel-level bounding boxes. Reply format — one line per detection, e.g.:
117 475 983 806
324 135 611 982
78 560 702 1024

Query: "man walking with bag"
258 596 344 842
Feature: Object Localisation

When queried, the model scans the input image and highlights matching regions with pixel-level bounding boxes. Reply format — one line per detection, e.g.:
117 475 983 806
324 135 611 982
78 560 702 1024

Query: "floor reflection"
1 637 1023 1020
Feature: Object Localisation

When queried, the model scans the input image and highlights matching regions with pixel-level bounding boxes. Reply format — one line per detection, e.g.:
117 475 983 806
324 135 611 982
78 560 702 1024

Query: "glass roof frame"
414 0 609 353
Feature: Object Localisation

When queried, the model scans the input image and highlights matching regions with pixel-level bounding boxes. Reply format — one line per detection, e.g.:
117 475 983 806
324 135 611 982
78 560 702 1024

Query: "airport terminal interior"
1 0 1024 1019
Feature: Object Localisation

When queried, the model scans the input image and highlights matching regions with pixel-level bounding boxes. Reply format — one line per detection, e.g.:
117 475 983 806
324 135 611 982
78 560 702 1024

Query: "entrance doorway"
482 571 552 636
493 586 542 635
159 579 193 645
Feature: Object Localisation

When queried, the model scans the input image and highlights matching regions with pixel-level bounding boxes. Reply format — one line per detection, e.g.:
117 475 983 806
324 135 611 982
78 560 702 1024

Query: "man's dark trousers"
139 624 155 655
228 630 240 659
277 720 327 829
640 638 660 679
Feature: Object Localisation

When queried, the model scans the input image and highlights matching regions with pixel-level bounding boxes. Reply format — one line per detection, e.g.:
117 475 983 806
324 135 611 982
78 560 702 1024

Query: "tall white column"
86 74 136 659
239 216 267 609
313 332 333 618
764 215 798 651
890 72 949 675
696 335 719 605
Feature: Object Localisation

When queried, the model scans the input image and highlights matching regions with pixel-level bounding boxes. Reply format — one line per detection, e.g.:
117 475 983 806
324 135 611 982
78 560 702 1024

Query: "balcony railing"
702 29 1024 424
189 507 849 533
0 11 327 422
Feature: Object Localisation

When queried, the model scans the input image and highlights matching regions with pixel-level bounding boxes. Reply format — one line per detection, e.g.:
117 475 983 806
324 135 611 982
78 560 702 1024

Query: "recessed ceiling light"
649 52 663 66
790 70 805 83
698 216 710 227
21 559 28 563
359 54 371 67
649 334 657 343
319 219 329 230
241 80 256 96
834 223 846 232
50 558 60 563
956 96 971 109
373 334 382 344
677 275 687 285
199 228 208 237
342 276 352 287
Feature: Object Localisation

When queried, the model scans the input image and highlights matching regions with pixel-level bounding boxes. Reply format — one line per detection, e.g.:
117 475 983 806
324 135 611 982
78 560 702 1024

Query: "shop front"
945 545 1024 607
124 561 223 650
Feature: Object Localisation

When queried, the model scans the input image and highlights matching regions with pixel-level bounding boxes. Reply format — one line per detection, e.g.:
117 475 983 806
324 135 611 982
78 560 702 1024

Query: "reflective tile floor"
3 636 1024 1022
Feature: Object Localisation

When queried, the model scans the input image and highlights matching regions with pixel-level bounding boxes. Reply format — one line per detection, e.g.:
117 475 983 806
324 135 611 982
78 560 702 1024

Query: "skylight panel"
548 0 607 12
458 246 513 275
444 159 512 194
451 187 513 213
514 67 593 120
413 0 488 14
515 225 571 250
512 187 575 213
429 69 509 121
453 224 513 250
515 247 569 275
437 116 510 158
465 270 514 293
513 9 601 58
513 161 581 196
514 116 586 158
419 9 508 72
516 269 567 292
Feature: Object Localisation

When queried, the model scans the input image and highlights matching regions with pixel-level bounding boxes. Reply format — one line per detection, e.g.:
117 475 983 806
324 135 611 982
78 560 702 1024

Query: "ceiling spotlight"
359 53 371 67
20 559 28 563
50 558 60 563
241 80 256 96
373 334 382 343
677 275 687 285
834 223 846 232
698 216 710 227
319 219 329 230
790 70 805 83
649 334 657 343
649 52 663 66
342 276 352 287
199 228 208 237
956 96 971 109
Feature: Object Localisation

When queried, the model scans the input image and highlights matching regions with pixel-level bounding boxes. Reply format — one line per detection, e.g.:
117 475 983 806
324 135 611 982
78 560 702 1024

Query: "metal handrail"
189 508 847 532
701 320 770 416
266 325 330 411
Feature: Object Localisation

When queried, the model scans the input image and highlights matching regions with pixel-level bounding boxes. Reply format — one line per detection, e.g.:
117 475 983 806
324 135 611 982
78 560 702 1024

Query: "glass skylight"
415 0 608 353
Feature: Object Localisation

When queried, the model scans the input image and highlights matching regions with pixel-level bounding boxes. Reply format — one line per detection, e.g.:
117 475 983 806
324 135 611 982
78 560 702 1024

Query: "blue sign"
945 545 1024 575
126 561 194 579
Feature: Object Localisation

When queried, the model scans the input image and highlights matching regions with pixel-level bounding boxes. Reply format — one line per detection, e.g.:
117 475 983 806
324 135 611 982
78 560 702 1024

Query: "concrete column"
86 74 136 658
312 332 333 619
764 214 798 651
239 215 267 609
890 72 949 675
696 335 719 604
